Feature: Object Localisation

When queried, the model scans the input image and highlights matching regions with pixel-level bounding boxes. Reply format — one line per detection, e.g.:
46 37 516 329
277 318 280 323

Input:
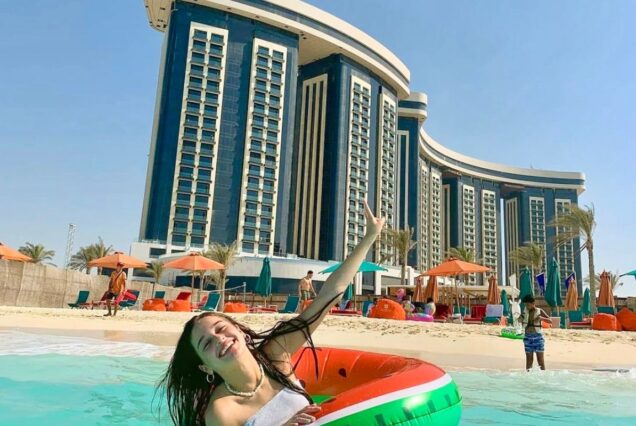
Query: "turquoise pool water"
0 331 634 425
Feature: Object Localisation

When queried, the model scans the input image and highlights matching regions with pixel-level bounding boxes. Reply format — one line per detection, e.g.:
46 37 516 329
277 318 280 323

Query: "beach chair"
362 300 373 317
119 290 140 309
568 310 592 329
279 295 300 313
68 290 90 309
199 293 221 312
153 290 166 299
597 306 616 315
175 291 192 301
330 300 362 316
433 304 452 322
483 304 506 325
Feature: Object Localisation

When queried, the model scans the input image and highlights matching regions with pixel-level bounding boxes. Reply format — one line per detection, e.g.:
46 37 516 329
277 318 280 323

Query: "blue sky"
1 1 634 295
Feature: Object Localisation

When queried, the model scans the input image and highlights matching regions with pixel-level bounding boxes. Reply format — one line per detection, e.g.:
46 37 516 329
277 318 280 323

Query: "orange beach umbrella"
419 258 490 277
163 252 225 293
88 251 148 269
423 276 439 303
0 242 32 262
597 271 615 308
564 277 579 311
487 275 501 304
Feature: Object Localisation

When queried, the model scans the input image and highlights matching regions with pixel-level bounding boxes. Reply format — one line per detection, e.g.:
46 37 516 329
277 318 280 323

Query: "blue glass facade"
141 0 584 288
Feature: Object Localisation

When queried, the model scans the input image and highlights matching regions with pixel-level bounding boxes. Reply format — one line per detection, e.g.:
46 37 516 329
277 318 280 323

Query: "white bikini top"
244 382 309 426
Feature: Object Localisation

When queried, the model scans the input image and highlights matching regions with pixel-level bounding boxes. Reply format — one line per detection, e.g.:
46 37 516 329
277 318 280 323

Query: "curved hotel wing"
139 0 584 285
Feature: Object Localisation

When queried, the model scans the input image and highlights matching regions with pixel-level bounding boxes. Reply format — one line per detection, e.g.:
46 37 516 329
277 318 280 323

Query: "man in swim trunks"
519 295 551 370
298 270 316 302
105 262 127 317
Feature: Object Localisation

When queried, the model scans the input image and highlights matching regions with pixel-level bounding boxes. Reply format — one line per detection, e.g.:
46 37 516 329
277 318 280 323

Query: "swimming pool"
1 331 634 425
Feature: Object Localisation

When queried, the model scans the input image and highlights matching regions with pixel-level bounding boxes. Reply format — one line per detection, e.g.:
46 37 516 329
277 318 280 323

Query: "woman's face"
190 315 246 369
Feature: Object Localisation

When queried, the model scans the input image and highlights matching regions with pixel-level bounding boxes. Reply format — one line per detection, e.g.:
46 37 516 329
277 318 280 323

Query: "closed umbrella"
0 242 31 262
545 258 563 314
597 271 615 308
487 275 501 304
413 276 425 303
423 276 439 303
343 283 353 302
581 288 591 316
501 289 510 316
519 267 534 301
564 277 579 311
254 258 272 304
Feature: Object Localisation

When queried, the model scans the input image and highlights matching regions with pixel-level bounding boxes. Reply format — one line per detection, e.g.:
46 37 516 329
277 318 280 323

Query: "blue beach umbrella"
545 257 563 311
254 257 272 301
519 267 534 301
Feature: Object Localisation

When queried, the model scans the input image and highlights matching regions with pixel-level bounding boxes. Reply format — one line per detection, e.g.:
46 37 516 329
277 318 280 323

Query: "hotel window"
529 197 547 272
481 190 498 278
463 185 477 284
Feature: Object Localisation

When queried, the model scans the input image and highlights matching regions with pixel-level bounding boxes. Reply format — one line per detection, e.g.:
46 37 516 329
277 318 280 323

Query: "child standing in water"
520 295 551 371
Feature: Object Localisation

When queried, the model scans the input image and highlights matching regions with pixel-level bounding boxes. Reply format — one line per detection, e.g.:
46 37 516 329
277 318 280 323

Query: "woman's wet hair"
157 294 340 425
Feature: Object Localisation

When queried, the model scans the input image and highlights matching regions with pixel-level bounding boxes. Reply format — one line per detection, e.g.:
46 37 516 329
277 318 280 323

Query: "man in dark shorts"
105 262 127 317
520 295 551 370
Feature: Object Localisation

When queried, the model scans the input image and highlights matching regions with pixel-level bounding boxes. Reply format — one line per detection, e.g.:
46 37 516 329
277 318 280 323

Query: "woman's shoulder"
206 391 242 426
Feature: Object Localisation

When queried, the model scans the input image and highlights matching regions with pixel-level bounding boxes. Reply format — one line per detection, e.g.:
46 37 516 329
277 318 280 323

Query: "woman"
160 202 385 425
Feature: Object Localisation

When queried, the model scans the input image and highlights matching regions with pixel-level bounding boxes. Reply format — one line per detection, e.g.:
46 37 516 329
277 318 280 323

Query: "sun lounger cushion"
143 298 167 311
223 302 249 313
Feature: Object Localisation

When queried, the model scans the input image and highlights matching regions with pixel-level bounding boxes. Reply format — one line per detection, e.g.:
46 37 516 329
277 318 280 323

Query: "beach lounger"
153 290 166 299
119 290 140 309
330 300 362 316
433 304 452 322
68 290 90 309
568 310 592 329
279 295 300 313
597 306 616 315
175 291 192 301
199 293 221 312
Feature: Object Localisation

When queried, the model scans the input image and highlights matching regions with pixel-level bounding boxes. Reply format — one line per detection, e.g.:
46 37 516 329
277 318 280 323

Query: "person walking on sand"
298 270 316 302
105 262 127 317
519 295 551 371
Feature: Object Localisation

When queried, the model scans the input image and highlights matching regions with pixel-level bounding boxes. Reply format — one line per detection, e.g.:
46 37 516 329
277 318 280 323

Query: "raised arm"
267 201 384 356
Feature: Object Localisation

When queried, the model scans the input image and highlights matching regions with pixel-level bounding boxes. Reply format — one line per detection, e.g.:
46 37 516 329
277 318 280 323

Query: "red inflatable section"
592 313 621 331
368 298 405 321
143 298 167 311
301 300 313 312
291 347 445 420
223 302 249 313
167 299 191 312
616 308 636 331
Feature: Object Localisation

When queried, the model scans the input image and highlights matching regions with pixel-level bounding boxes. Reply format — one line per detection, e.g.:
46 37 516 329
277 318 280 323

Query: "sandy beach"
1 306 635 371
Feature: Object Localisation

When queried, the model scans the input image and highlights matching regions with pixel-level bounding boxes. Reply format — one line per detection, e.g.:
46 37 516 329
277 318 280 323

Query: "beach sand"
1 306 635 371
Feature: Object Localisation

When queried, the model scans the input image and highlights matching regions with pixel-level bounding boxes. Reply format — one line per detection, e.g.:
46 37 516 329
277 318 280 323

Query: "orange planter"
143 298 167 311
223 302 249 313
368 298 406 321
167 299 192 312
592 313 620 331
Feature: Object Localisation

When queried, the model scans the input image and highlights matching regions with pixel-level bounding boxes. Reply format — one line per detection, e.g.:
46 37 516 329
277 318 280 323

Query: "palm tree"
146 261 165 297
18 243 55 265
549 204 596 313
68 238 113 274
584 271 623 290
69 246 95 274
383 228 417 288
445 247 478 263
203 241 238 308
508 242 545 278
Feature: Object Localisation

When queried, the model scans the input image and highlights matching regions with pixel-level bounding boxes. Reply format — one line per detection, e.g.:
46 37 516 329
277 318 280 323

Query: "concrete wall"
0 260 186 308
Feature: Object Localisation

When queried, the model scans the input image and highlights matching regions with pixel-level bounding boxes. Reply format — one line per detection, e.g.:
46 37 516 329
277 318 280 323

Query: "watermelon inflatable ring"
292 347 462 425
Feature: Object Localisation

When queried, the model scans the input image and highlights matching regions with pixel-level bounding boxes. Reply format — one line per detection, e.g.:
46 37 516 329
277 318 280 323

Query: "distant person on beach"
104 262 126 317
520 295 551 371
159 202 385 426
424 298 436 316
298 270 316 301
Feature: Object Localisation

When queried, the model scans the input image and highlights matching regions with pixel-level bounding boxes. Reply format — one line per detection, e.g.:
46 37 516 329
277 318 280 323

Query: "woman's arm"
266 201 384 356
